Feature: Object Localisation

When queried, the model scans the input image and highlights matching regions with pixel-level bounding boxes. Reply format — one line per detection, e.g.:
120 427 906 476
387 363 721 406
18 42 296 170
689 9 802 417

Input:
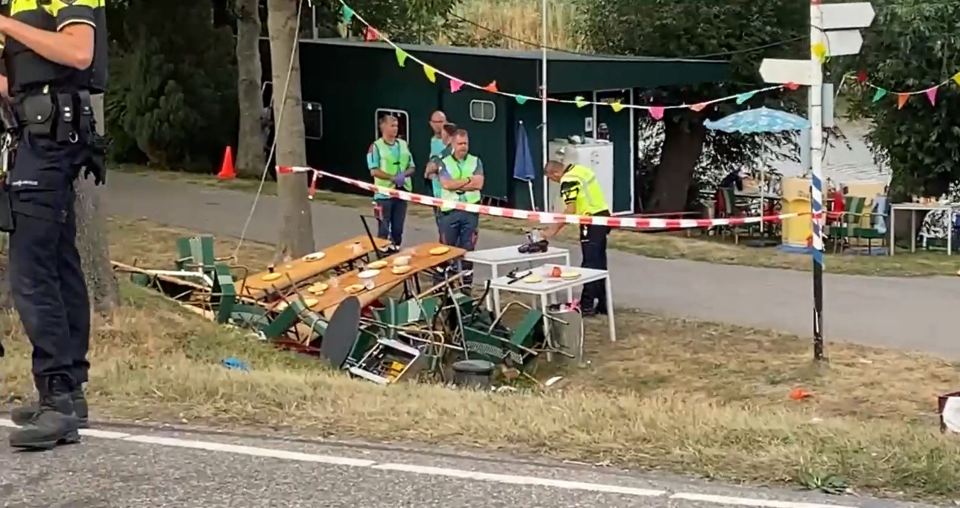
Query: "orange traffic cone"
217 146 236 180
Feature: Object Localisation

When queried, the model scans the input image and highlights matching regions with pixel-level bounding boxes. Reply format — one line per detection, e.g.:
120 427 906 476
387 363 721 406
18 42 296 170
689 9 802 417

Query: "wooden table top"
240 235 391 299
293 242 466 318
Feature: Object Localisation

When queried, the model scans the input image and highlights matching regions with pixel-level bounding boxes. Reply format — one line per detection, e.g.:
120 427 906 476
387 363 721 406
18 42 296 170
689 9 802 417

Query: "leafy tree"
106 0 238 170
841 0 960 199
316 0 460 43
577 0 808 212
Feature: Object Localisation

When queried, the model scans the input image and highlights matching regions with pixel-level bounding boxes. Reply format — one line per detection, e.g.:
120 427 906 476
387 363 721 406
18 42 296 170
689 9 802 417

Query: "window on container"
375 109 410 141
303 102 323 140
469 100 496 122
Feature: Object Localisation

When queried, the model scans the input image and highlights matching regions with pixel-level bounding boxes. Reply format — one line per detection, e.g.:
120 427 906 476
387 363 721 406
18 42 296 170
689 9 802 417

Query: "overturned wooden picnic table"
239 235 391 300
297 242 466 319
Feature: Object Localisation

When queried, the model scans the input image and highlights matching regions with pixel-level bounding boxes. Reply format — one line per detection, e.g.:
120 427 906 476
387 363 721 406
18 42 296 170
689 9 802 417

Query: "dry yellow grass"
447 0 583 50
2 217 958 501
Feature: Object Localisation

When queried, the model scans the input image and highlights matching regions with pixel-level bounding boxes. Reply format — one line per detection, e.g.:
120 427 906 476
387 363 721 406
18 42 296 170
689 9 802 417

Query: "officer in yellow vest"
368 114 415 248
0 0 108 449
542 160 610 316
438 128 484 287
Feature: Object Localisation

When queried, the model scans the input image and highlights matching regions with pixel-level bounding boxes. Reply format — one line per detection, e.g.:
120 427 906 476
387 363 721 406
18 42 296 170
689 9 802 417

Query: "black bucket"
452 360 495 389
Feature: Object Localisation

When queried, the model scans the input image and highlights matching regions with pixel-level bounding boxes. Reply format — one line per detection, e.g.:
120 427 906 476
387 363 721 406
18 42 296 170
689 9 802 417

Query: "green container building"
273 38 728 214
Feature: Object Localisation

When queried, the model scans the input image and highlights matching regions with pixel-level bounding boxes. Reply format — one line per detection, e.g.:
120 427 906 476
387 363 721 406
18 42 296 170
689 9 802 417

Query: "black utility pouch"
19 92 55 138
0 183 15 233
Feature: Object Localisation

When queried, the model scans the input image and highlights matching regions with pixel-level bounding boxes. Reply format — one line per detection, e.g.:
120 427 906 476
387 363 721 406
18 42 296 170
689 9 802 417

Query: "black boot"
10 386 88 428
9 375 81 450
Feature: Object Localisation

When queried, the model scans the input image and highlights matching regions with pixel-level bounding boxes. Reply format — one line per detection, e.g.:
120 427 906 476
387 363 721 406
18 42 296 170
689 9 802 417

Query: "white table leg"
488 263 499 313
889 208 895 256
541 294 553 362
564 252 573 304
605 274 616 342
946 208 953 256
910 211 916 253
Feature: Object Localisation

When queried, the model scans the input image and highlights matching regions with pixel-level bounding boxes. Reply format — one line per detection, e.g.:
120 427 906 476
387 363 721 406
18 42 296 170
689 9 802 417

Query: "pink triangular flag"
450 78 464 93
689 102 707 112
926 86 938 106
649 106 665 120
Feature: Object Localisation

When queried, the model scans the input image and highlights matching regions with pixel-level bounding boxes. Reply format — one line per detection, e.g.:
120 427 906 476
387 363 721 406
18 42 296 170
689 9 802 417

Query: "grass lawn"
2 215 959 503
117 166 960 278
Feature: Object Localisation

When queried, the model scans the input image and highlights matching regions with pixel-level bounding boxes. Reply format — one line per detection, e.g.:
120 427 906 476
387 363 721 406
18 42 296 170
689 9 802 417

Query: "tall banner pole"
809 0 826 361
540 0 549 210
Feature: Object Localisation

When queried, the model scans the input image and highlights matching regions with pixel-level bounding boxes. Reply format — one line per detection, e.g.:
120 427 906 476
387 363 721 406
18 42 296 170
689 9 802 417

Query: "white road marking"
670 493 856 508
0 418 859 507
372 462 668 497
124 434 376 467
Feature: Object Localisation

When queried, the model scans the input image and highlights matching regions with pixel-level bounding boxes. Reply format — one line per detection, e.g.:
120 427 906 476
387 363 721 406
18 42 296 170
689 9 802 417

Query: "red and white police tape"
278 165 816 230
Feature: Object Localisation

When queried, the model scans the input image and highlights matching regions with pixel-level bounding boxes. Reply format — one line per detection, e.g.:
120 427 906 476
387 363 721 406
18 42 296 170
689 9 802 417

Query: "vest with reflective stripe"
373 138 412 198
440 154 481 212
560 164 609 216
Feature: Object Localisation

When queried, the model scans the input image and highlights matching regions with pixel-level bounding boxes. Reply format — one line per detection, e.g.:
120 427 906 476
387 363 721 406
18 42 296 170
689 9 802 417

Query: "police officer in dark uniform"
0 0 107 450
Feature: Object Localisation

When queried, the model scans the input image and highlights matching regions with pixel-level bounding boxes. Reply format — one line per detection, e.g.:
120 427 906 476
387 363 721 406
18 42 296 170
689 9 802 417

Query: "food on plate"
260 272 283 282
391 265 413 275
344 283 365 294
358 269 381 279
303 297 319 308
550 266 562 278
304 251 326 261
367 260 389 269
523 275 543 283
392 255 411 266
307 283 328 294
560 271 581 280
429 246 450 256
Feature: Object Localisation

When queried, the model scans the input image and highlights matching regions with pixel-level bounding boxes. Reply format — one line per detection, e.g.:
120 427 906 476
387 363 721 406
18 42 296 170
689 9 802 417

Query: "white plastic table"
889 203 953 256
488 265 616 350
465 245 572 311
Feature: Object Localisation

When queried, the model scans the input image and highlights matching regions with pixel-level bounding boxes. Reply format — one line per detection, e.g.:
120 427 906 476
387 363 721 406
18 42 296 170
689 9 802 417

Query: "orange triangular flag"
482 81 498 93
689 102 707 112
896 93 909 110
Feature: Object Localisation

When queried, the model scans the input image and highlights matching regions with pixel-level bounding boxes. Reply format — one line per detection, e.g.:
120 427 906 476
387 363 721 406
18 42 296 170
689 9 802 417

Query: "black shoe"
11 387 88 429
9 376 81 451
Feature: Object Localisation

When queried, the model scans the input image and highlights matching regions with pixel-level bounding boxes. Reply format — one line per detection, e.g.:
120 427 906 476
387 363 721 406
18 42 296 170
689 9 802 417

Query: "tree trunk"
267 0 314 260
235 0 266 179
646 119 708 213
76 93 120 314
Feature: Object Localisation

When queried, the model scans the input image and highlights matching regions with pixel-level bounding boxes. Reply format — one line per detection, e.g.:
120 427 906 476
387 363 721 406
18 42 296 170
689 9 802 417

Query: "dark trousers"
7 133 91 388
374 197 407 247
439 209 479 285
579 221 609 314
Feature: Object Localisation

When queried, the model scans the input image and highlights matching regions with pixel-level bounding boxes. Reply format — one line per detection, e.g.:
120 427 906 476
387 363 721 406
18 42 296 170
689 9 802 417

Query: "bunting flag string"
850 69 960 108
337 0 790 120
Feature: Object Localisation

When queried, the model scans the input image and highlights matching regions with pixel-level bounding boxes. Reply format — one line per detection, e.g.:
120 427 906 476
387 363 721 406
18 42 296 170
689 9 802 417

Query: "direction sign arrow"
816 2 875 30
823 29 864 57
760 59 813 86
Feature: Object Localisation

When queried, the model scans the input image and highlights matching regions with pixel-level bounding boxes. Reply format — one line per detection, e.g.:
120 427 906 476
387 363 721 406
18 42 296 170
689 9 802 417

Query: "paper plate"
560 271 581 280
284 264 294 269
358 269 380 279
429 246 450 255
367 260 389 269
261 272 283 282
523 275 542 283
344 284 365 294
304 251 326 262
303 297 319 308
391 265 413 275
307 283 328 294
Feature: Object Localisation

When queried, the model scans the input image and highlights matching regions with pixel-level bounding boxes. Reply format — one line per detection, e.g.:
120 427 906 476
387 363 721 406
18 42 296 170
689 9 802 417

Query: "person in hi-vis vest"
367 114 415 248
437 129 484 287
542 160 611 317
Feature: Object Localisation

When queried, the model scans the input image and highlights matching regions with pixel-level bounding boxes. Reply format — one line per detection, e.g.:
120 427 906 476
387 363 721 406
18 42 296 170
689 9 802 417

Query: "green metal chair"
828 196 866 254
462 301 544 367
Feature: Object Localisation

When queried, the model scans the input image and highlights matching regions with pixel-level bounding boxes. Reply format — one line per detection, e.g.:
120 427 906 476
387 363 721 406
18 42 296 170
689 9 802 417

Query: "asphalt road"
103 172 960 358
0 419 938 508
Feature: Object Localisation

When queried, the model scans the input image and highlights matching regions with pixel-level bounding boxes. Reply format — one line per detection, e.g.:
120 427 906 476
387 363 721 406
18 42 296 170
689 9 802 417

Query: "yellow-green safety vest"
440 154 481 212
560 164 609 216
372 138 412 197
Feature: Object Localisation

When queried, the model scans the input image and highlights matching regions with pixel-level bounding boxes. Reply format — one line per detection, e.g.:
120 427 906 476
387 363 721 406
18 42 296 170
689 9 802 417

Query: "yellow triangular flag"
574 96 588 108
953 71 960 86
610 101 624 113
423 65 436 83
811 42 827 63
